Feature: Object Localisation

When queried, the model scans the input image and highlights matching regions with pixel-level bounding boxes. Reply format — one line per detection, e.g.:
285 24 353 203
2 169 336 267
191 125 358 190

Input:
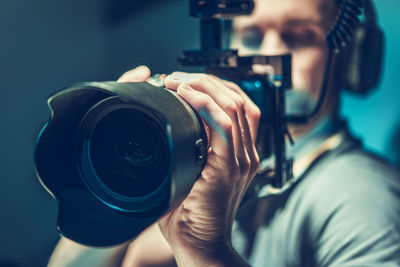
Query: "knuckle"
197 94 213 107
189 75 211 88
198 74 211 84
208 74 220 81
232 83 242 92
221 116 233 133
226 79 241 90
251 104 262 119
223 101 237 114
232 95 245 110
187 78 200 87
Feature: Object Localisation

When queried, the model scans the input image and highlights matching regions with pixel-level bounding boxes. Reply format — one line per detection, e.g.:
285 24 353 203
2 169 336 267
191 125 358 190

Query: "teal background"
341 0 400 165
0 0 398 266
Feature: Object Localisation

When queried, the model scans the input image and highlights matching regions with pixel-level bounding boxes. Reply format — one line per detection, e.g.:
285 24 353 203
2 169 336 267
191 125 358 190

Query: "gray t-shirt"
232 123 400 266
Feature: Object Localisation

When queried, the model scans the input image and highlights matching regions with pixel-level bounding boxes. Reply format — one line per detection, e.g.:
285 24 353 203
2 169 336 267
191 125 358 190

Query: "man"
48 0 400 266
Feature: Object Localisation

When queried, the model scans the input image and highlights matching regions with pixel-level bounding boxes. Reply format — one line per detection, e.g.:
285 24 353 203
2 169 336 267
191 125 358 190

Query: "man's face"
232 0 337 99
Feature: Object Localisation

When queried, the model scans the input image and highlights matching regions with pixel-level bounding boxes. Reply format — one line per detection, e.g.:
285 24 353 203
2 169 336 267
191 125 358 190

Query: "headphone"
328 0 384 94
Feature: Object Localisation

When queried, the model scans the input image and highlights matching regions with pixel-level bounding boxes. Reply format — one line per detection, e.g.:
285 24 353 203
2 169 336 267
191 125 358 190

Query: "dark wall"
0 0 398 266
0 0 197 266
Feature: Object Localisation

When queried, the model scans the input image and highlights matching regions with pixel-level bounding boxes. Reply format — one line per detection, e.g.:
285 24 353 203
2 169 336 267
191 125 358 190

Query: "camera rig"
179 0 293 189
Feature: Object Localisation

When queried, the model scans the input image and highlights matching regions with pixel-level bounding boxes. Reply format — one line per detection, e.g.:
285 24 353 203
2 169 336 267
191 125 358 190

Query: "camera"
35 81 207 246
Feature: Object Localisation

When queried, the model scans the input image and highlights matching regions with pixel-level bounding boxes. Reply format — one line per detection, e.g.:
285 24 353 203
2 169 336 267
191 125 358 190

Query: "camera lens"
89 108 170 198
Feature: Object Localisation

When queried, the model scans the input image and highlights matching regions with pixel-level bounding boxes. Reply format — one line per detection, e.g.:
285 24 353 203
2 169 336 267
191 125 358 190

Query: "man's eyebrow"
234 18 325 32
233 20 255 32
283 18 329 33
283 18 322 27
234 24 260 34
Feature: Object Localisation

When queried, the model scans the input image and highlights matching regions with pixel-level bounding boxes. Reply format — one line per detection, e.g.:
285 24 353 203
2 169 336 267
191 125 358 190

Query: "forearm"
48 237 128 267
121 223 176 267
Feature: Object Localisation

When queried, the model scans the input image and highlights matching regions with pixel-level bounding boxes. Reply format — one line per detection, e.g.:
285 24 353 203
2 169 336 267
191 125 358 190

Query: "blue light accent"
241 80 263 92
35 121 49 146
33 121 49 158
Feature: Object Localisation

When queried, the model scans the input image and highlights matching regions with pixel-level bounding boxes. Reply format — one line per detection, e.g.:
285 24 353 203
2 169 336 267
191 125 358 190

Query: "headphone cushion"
340 23 384 94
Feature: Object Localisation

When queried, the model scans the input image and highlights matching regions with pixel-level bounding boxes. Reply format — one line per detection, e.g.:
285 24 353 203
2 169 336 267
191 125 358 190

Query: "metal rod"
200 18 222 50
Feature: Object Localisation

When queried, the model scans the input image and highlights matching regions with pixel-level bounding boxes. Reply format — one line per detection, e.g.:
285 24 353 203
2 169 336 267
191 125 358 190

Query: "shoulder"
296 146 400 266
301 147 400 215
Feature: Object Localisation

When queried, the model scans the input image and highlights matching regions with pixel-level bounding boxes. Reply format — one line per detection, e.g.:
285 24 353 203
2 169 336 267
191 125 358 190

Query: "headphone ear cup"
339 23 384 94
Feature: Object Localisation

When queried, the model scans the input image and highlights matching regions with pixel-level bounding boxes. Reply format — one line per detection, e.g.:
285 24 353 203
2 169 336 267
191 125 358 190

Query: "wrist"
173 242 249 267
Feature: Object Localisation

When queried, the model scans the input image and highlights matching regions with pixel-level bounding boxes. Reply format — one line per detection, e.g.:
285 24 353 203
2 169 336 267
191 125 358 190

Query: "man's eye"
239 29 264 50
282 29 323 49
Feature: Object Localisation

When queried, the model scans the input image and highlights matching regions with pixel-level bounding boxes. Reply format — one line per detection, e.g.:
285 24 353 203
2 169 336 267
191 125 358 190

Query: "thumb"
117 65 151 83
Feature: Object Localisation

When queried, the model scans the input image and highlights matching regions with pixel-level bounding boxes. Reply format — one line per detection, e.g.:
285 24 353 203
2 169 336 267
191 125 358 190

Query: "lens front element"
89 108 170 198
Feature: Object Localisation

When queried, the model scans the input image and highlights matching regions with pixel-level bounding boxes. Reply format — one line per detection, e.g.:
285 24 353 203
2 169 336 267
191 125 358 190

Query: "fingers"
165 72 260 145
165 72 260 178
166 73 247 167
212 76 261 144
177 84 234 162
210 76 260 178
117 65 151 83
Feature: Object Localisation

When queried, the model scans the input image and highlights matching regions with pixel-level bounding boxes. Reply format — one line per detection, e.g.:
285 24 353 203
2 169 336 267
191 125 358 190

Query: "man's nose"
258 31 289 56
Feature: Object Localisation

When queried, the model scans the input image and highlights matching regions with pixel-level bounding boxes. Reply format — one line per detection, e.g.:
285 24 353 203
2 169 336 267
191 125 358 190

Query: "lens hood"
34 81 207 246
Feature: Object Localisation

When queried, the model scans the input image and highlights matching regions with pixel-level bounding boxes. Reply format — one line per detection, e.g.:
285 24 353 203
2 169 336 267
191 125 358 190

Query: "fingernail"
171 72 190 80
134 65 148 74
170 74 181 80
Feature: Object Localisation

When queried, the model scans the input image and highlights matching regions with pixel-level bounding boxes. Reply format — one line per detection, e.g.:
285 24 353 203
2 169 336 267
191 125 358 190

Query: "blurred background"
0 0 399 266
